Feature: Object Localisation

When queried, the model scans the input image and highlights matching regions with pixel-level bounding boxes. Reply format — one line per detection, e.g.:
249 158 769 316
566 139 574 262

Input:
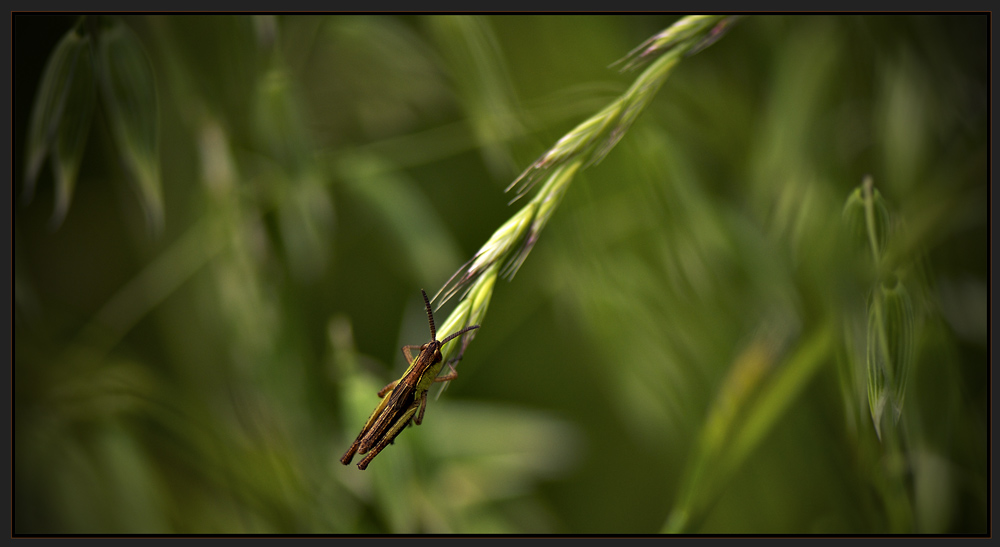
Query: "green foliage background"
14 15 987 534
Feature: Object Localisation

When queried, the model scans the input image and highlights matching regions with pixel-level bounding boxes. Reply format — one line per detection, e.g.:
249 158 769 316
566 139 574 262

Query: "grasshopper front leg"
414 362 459 424
435 361 459 384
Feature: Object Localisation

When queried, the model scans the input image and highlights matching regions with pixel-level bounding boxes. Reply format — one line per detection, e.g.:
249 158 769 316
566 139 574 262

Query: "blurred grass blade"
844 176 915 440
664 321 834 533
883 280 914 419
426 15 523 178
254 59 335 282
23 22 94 210
51 38 97 228
96 19 164 235
866 292 888 439
842 176 890 261
867 276 915 438
254 65 311 170
728 322 835 476
276 171 335 283
337 153 464 287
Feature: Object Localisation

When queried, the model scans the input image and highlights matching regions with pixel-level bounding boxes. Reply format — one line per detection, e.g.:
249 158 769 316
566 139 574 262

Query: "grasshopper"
341 289 480 470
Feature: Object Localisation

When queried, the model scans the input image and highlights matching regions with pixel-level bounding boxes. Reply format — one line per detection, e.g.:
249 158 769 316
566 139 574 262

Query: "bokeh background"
14 15 987 534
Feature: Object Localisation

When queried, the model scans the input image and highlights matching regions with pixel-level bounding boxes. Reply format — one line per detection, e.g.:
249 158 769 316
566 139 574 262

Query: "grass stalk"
431 16 741 361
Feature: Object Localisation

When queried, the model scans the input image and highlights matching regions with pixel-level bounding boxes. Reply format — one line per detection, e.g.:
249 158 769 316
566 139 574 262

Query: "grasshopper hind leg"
340 440 360 465
357 403 419 470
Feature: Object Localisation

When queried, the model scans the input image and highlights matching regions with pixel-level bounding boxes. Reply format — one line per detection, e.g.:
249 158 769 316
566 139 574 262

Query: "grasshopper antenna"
439 325 480 346
420 289 437 341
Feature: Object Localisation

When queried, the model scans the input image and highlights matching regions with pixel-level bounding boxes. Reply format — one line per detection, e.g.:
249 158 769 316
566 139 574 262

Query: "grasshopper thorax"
425 341 443 364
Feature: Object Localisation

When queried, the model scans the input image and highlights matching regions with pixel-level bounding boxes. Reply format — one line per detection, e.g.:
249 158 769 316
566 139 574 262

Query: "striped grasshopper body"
341 290 479 470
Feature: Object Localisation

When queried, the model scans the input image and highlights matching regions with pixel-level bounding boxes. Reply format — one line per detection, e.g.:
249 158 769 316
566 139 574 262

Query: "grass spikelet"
506 15 741 201
435 16 739 346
